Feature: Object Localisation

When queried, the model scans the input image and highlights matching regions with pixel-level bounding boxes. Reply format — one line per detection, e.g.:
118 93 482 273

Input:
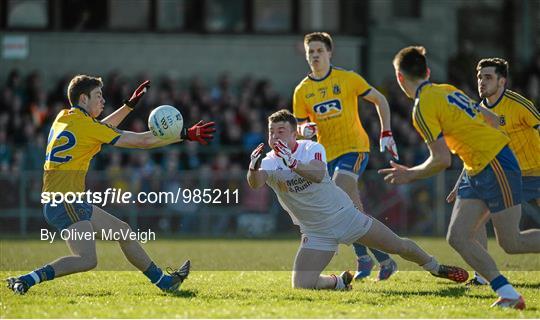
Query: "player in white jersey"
247 110 469 290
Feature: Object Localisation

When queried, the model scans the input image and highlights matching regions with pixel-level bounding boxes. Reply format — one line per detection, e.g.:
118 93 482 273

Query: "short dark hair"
304 32 333 51
67 75 103 106
268 109 297 129
393 46 428 80
476 58 509 78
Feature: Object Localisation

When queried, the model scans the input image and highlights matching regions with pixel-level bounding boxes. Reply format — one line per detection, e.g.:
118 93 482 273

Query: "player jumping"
247 109 468 291
6 75 215 295
381 46 540 309
293 32 398 281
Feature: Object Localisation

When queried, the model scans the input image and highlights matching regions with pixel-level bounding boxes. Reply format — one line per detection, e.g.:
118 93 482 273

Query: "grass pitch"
1 237 539 318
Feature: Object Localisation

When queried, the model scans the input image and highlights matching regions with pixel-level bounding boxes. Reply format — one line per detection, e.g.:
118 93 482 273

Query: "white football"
148 105 184 139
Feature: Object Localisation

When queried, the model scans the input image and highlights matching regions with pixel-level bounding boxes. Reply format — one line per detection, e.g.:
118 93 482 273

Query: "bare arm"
478 105 500 129
362 88 391 131
407 138 452 180
293 159 326 183
114 131 181 149
247 169 269 189
101 104 133 127
379 138 451 184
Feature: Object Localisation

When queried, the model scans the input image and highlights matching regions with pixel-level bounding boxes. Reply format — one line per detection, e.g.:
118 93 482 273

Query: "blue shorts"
457 146 522 213
522 176 540 202
327 152 369 178
43 202 93 231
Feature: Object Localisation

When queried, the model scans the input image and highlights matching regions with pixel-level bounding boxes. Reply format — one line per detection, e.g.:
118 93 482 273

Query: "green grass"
1 238 539 318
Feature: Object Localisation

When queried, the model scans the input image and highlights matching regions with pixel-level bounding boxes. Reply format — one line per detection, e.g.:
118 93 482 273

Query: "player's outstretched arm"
114 131 180 149
378 138 451 184
114 120 216 149
102 80 151 127
247 143 268 189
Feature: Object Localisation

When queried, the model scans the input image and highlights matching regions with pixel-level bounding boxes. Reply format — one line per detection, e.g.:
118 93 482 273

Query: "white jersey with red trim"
260 140 355 234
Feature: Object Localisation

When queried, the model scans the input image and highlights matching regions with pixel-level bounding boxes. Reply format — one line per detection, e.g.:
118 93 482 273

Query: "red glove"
273 139 298 169
124 80 150 109
249 143 265 171
181 120 216 145
380 130 399 160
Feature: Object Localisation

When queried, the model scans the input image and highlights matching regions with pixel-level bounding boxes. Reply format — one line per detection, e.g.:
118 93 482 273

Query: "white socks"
421 257 440 274
496 284 520 299
334 274 346 290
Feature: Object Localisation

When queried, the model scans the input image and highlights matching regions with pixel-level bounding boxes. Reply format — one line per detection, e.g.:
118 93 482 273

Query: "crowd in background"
1 51 539 234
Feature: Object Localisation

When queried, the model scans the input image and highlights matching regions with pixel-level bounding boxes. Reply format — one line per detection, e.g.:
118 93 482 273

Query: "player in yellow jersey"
447 58 540 287
293 32 398 281
6 75 215 295
380 46 540 309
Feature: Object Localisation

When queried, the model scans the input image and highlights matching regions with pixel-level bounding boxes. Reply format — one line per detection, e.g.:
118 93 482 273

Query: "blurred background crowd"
2 51 539 235
1 0 539 236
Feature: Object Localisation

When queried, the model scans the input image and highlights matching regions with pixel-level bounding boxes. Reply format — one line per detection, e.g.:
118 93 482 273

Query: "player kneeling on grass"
246 109 469 290
6 75 215 295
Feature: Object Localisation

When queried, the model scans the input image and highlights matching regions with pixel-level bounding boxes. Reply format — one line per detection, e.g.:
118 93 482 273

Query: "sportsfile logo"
41 188 239 207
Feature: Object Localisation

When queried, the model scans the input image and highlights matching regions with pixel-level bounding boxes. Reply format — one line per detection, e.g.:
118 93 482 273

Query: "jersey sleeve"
86 119 122 145
292 85 309 121
306 142 327 163
350 72 372 97
412 99 441 144
518 99 540 129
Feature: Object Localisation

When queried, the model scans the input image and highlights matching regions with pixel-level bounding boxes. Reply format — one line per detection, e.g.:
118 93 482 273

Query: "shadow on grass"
79 291 114 297
379 286 468 298
513 282 540 289
167 289 197 298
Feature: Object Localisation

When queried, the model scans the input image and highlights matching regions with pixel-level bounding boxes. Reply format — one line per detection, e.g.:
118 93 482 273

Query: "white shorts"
300 206 373 252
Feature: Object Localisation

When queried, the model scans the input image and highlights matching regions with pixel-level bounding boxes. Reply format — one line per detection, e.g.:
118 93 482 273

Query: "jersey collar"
482 89 506 109
72 105 91 117
291 141 299 154
308 66 333 82
415 80 431 99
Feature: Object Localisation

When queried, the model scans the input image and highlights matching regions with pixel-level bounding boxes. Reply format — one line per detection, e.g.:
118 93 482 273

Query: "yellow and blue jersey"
480 89 540 176
43 106 121 193
293 66 372 161
412 81 510 176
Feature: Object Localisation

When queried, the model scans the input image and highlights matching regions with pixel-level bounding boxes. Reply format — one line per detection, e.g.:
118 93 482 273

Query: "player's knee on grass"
292 272 318 289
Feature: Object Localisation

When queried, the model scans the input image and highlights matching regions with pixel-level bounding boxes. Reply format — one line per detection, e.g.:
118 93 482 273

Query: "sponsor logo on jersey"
313 99 342 119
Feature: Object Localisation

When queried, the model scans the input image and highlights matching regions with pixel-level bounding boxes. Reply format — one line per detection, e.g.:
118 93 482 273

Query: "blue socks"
353 243 390 263
370 248 391 262
490 275 509 291
143 262 173 290
353 243 368 257
19 265 55 287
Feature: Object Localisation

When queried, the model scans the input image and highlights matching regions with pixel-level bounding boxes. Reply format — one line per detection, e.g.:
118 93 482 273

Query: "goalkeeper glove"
249 143 265 171
273 139 298 169
181 120 216 145
298 122 318 139
379 130 399 160
123 80 150 109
